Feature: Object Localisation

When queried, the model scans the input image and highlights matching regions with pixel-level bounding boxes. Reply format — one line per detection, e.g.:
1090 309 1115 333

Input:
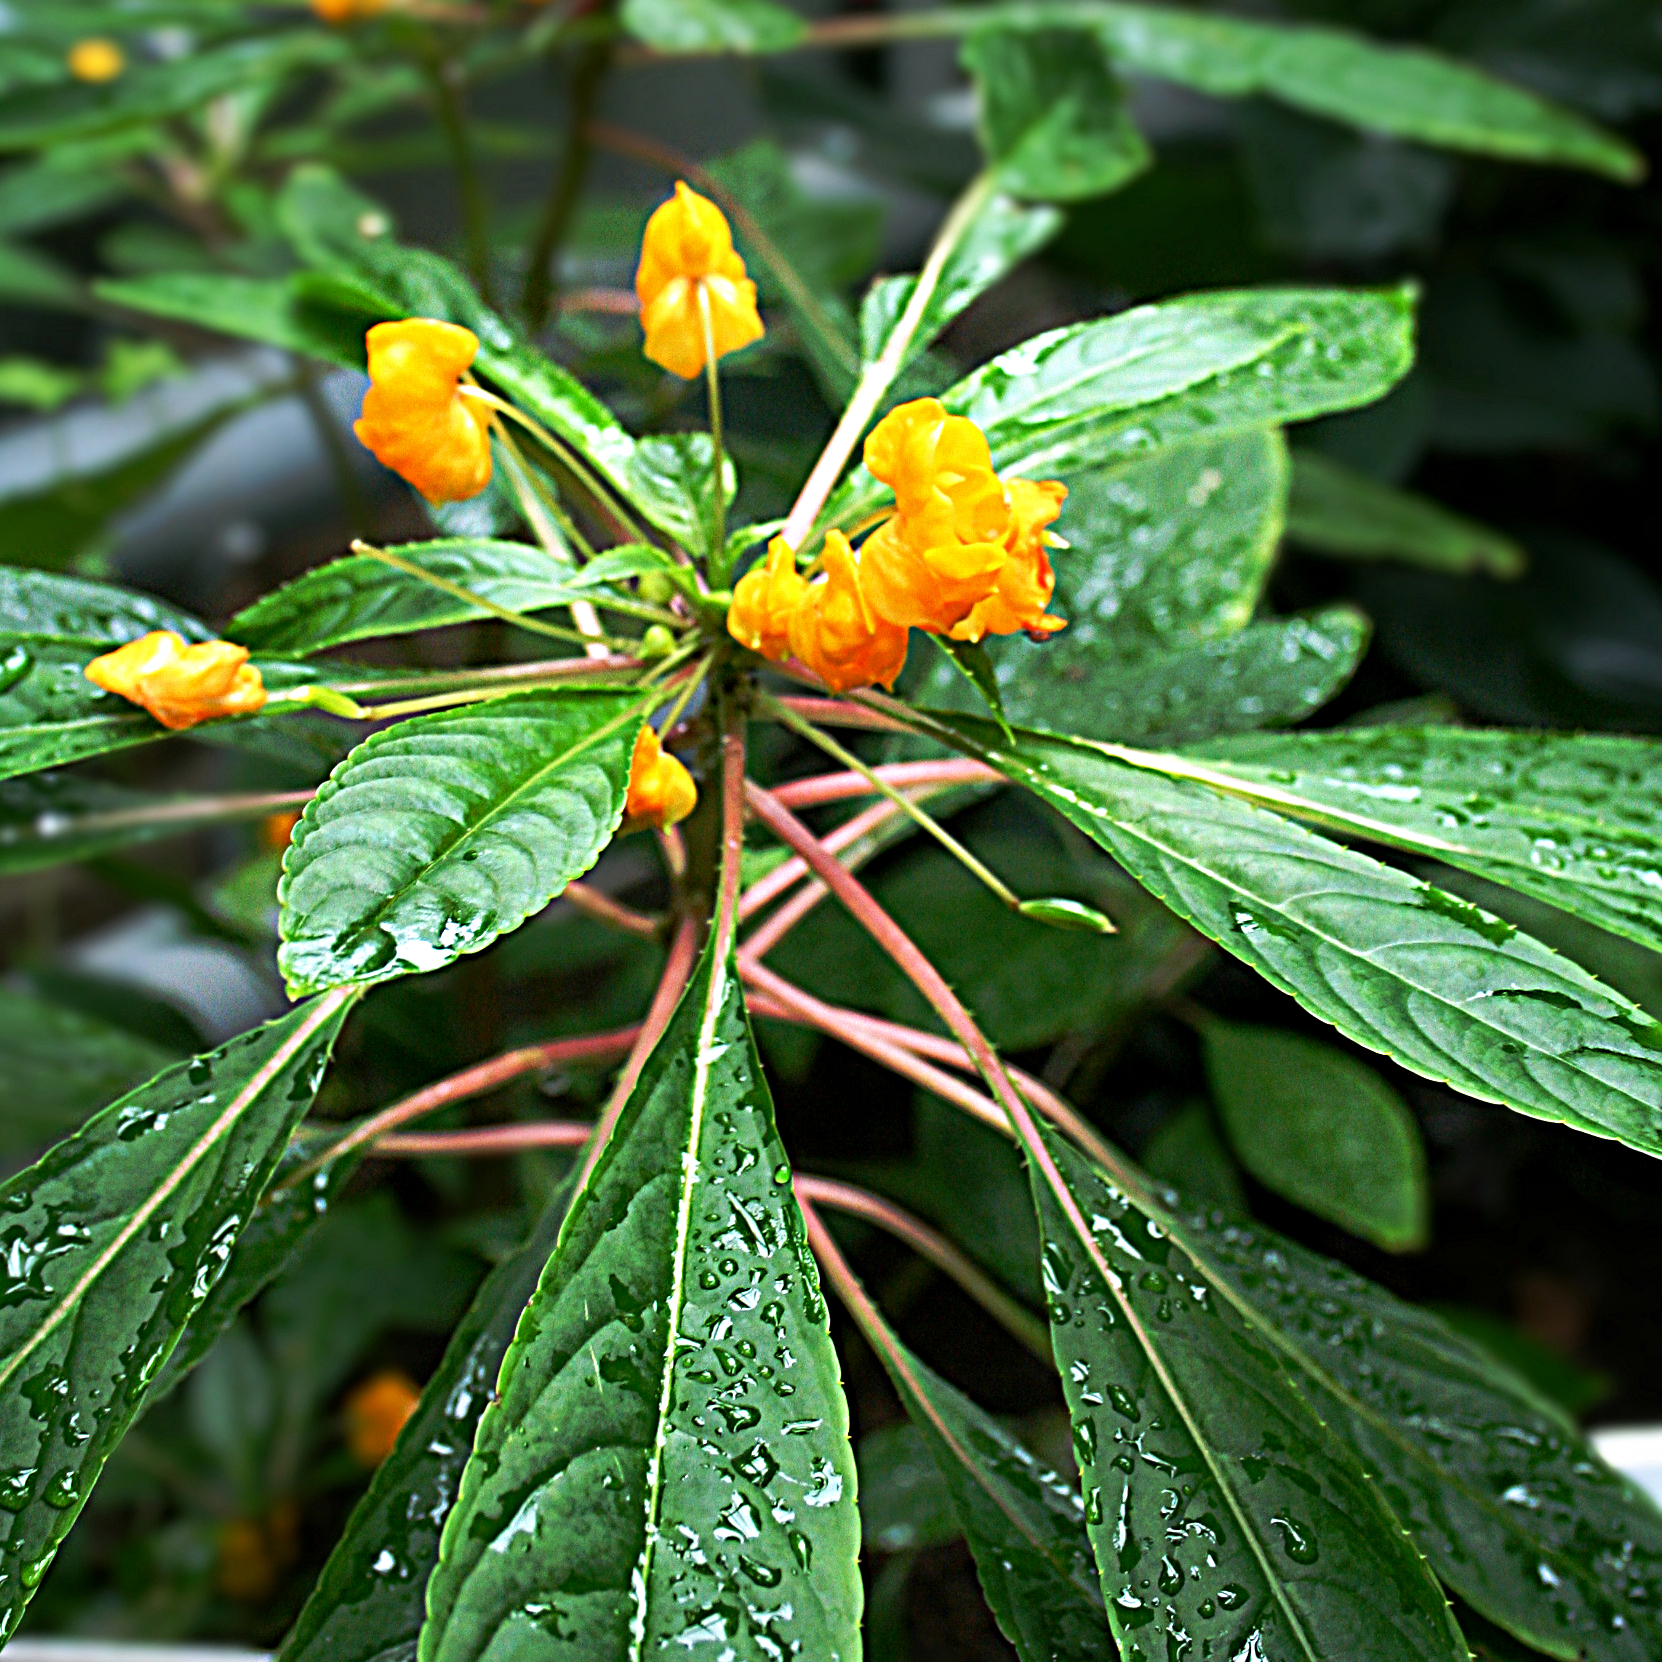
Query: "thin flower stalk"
793 1175 1050 1360
373 1123 593 1157
562 880 661 940
773 695 913 733
771 758 999 810
698 282 728 559
738 796 902 921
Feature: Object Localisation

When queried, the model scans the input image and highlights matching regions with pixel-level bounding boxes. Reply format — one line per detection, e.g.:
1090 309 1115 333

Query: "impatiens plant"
4 2 1662 1660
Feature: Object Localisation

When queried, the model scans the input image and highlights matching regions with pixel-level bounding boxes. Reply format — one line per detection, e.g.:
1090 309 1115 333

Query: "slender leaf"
1147 1181 1662 1660
279 690 646 997
853 1278 1113 1661
0 566 209 646
1182 727 1662 960
0 990 355 1637
0 986 179 1153
229 538 598 655
829 285 1416 529
963 26 1151 202
938 718 1662 1157
1288 450 1526 577
420 940 861 1662
621 0 806 52
1029 1119 1466 1660
1200 1015 1429 1250
282 1182 576 1662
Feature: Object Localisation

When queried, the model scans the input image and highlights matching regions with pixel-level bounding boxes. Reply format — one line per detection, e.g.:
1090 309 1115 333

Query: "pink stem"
774 696 912 733
712 710 748 962
571 910 699 1192
794 1175 1049 1358
738 797 900 921
563 879 661 939
280 1025 642 1188
771 759 999 810
374 1122 593 1155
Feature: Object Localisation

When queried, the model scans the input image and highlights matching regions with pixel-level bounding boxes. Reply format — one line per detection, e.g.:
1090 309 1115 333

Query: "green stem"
697 282 728 571
422 45 495 306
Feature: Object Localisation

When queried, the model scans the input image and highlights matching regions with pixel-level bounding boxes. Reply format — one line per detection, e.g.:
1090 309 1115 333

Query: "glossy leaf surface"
1201 1015 1429 1250
623 434 736 561
283 1183 575 1662
855 1274 1112 1661
0 990 354 1637
0 567 208 646
279 690 643 996
1030 1120 1465 1661
962 25 1151 202
420 942 861 1662
229 539 594 655
937 719 1662 1157
1183 727 1662 960
0 635 165 781
1287 450 1525 577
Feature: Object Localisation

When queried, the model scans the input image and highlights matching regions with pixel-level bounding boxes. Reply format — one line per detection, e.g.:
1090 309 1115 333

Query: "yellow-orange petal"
636 182 748 304
621 725 698 834
728 537 808 661
67 38 124 82
951 478 1069 641
311 0 391 20
86 631 267 730
635 183 763 378
788 532 909 694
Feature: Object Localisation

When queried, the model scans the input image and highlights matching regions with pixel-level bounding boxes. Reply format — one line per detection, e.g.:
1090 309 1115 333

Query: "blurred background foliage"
1 0 1660 1651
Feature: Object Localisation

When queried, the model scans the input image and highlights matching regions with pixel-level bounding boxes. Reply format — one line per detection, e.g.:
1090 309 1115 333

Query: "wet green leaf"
419 939 861 1662
0 990 355 1638
1183 728 1662 960
0 635 165 780
279 689 645 997
622 433 735 561
229 538 600 655
1017 897 1114 934
1200 1015 1429 1250
854 1288 1113 1661
1288 450 1525 576
282 1182 576 1662
0 567 208 646
940 718 1662 1158
1030 1119 1466 1661
620 0 806 52
962 26 1151 202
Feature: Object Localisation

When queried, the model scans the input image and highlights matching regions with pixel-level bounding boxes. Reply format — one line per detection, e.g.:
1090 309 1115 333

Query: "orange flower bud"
727 536 808 661
311 0 391 20
85 631 267 731
788 532 908 694
353 319 493 505
634 183 764 379
621 725 698 835
344 1370 421 1468
859 399 1011 634
262 810 302 850
950 478 1069 642
67 38 124 82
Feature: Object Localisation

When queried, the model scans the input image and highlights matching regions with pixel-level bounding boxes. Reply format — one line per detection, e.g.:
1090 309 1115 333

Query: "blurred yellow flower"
66 38 125 83
85 631 267 730
634 182 763 379
311 0 391 21
353 319 493 505
344 1370 421 1467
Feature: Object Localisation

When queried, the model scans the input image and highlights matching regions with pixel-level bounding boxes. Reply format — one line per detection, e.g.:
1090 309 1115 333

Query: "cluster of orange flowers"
729 400 1067 692
84 631 268 730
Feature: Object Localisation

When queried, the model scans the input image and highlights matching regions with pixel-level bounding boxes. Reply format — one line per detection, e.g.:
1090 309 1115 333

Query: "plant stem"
794 1175 1050 1359
276 1025 643 1190
763 694 1022 909
375 1122 593 1156
778 170 995 551
422 45 494 305
771 758 1000 809
697 282 728 568
772 694 913 733
563 879 661 939
12 788 313 842
523 38 611 330
738 796 901 922
326 654 643 697
490 416 597 561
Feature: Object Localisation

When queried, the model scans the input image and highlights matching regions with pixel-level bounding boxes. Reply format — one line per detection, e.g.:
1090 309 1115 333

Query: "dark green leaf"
962 26 1151 202
0 989 355 1638
1183 727 1662 960
420 940 861 1662
932 634 1010 737
1141 1101 1247 1214
854 1291 1113 1661
282 1182 576 1662
939 719 1662 1158
228 538 595 655
829 286 1415 529
1288 450 1525 576
1030 1119 1466 1660
0 986 179 1154
0 635 164 780
622 434 735 560
859 1422 960 1554
279 689 645 997
620 0 807 52
1200 1015 1429 1250
0 566 207 646
0 241 81 311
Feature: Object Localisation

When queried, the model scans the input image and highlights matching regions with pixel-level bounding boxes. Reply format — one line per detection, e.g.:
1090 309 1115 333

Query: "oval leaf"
421 940 860 1662
278 689 646 996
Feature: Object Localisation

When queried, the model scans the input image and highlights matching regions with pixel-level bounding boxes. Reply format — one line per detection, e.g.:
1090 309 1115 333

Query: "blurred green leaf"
0 567 208 645
859 1422 960 1554
1430 1305 1612 1420
620 0 807 52
1141 1100 1247 1214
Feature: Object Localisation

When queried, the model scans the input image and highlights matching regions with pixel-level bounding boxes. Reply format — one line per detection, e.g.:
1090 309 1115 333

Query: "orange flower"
858 399 1011 634
635 183 764 379
85 631 267 731
621 725 698 834
950 478 1069 641
215 1501 300 1602
344 1370 421 1467
788 532 908 694
262 810 302 850
728 536 808 661
353 319 492 505
67 38 124 81
311 0 391 20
